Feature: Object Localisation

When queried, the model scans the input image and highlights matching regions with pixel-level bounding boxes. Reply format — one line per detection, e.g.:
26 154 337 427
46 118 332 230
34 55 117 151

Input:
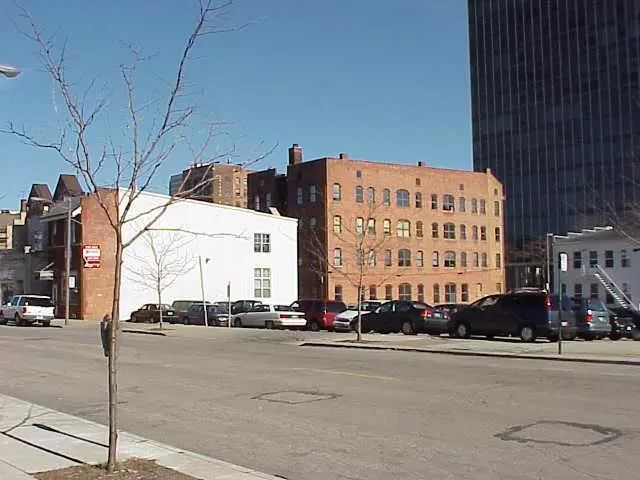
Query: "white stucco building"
552 228 639 309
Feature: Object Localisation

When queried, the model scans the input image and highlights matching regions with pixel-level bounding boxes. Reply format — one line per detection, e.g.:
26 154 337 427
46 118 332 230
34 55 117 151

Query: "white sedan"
333 301 382 331
232 304 307 329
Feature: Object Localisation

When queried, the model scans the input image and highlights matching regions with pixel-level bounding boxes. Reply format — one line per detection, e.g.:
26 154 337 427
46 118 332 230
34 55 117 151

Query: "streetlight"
0 64 21 78
198 256 210 327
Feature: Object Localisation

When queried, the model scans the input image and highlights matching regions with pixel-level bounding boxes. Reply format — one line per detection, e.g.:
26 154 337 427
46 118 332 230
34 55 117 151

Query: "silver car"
233 304 306 329
333 301 382 332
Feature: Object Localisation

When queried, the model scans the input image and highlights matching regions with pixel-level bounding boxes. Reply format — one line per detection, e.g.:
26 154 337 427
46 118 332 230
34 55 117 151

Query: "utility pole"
198 256 208 327
64 197 71 325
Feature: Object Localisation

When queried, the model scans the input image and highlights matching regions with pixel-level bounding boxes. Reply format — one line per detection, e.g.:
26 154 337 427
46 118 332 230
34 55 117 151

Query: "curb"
299 341 640 366
122 329 167 336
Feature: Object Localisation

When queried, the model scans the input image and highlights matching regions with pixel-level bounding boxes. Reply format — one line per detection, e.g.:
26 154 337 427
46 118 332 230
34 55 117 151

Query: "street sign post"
82 245 101 269
558 251 569 355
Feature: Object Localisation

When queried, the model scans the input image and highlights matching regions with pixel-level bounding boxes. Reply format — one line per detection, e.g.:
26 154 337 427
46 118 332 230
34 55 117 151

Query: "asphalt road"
1 323 639 480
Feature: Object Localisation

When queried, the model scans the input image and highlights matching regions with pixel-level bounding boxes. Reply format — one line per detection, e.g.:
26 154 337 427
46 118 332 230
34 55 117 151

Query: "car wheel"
233 318 242 328
631 328 640 341
265 320 275 329
0 313 5 325
486 334 495 340
547 334 559 342
15 314 23 327
308 320 321 332
401 320 416 335
609 333 622 341
42 320 51 328
454 322 470 338
519 325 536 342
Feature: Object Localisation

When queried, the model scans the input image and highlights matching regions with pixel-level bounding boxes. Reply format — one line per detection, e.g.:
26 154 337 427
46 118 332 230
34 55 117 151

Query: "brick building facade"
249 145 506 304
169 163 249 208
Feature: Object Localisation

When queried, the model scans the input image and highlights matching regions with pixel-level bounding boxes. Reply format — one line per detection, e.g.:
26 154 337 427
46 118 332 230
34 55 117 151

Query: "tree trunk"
356 279 363 342
157 283 163 331
107 230 122 473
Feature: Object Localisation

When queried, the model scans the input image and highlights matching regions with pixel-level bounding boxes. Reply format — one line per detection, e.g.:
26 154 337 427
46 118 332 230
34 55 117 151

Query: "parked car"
182 303 229 326
434 303 468 317
290 299 347 331
608 306 640 340
351 300 446 335
230 300 263 315
170 300 209 324
572 297 612 340
333 301 382 332
232 303 306 329
130 303 176 323
449 291 577 342
0 295 55 327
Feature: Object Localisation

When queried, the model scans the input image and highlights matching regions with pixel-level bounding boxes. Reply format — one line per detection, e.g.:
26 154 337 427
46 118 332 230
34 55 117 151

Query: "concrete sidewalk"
300 335 640 365
0 394 278 479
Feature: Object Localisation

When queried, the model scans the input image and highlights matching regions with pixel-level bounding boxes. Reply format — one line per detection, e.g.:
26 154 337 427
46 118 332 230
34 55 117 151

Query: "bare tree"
2 1 272 472
305 200 392 341
125 231 196 329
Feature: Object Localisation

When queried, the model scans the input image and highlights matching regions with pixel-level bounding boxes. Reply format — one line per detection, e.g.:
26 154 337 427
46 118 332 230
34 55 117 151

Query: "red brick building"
249 145 506 304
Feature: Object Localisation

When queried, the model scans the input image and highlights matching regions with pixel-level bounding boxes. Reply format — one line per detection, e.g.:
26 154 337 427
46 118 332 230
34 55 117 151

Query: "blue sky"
0 0 471 209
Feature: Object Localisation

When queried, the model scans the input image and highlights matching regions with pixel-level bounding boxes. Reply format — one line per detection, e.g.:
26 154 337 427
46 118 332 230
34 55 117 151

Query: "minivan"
572 297 612 340
290 299 347 331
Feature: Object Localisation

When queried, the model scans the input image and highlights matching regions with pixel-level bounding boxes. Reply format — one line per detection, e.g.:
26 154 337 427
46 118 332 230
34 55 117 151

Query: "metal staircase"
591 264 636 311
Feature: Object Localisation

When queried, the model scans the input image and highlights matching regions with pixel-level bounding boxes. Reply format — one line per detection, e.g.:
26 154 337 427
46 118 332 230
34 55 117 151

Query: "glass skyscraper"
469 0 640 284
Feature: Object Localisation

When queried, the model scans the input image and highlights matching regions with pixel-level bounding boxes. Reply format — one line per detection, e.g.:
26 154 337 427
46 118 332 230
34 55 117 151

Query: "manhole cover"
496 421 623 447
253 390 339 404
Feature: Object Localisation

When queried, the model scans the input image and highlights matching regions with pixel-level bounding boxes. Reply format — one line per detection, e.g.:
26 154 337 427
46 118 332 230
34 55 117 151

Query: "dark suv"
290 299 347 331
449 291 577 342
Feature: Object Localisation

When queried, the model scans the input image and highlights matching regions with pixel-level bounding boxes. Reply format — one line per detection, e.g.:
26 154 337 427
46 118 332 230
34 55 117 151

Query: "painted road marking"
289 367 398 381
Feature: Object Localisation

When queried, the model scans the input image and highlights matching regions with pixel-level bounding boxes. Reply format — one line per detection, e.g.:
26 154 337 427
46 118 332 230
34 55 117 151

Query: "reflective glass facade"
469 0 640 249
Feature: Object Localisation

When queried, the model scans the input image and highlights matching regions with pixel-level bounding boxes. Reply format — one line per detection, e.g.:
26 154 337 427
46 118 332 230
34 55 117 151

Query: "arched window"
367 187 376 204
333 215 342 233
480 226 487 240
433 284 441 303
356 217 364 234
384 284 393 300
431 222 439 239
481 252 488 267
397 219 411 237
334 285 343 301
398 283 412 301
383 219 392 236
367 218 376 234
472 225 479 240
473 252 479 267
383 188 391 206
443 223 456 239
384 249 392 266
444 251 456 268
355 185 364 203
416 221 424 238
333 248 342 267
445 283 457 302
398 249 411 267
471 198 478 213
459 197 466 212
396 189 410 207
443 194 455 211
415 192 423 208
416 250 424 267
369 285 377 300
479 199 486 214
431 193 438 209
332 183 341 201
368 250 376 266
432 251 440 267
460 224 467 240
417 284 425 302
495 227 501 242
461 252 468 267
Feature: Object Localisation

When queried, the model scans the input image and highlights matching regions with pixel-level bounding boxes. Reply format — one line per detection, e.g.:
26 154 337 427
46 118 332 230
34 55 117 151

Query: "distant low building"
169 162 249 208
0 199 27 303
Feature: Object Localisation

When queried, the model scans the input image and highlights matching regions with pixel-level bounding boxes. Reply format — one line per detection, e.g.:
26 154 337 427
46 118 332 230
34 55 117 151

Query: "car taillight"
420 309 432 318
546 296 552 311
585 314 593 322
22 307 27 314
280 314 292 319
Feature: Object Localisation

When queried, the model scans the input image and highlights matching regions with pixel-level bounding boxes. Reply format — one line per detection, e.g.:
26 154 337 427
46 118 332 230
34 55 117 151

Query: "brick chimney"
417 161 426 167
288 144 303 165
339 153 348 160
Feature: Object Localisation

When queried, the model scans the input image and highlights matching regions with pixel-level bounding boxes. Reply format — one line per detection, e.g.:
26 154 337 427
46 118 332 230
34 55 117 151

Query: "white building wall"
119 190 298 318
553 234 640 309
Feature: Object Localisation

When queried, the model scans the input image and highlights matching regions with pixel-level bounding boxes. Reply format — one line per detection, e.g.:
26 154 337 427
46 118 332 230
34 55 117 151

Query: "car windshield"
550 295 572 310
274 305 295 312
211 304 229 314
160 304 172 310
23 297 52 307
412 302 430 310
327 302 346 313
586 299 607 311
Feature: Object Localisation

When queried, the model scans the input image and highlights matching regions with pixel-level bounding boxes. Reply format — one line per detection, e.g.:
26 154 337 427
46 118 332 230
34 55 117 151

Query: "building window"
254 195 260 210
443 223 456 239
459 197 466 212
356 170 362 178
266 193 272 208
471 198 478 213
368 250 376 267
472 225 478 240
481 253 488 267
496 253 501 268
417 284 425 302
432 251 439 267
574 283 583 298
605 250 614 268
416 250 424 267
473 252 479 267
335 285 343 301
573 251 582 269
355 217 365 234
333 248 342 267
383 188 391 206
416 221 424 238
398 283 412 301
309 217 317 229
254 233 271 253
479 199 486 214
333 215 342 234
445 283 456 303
461 252 467 267
590 283 599 299
367 218 376 235
367 187 376 204
416 177 421 186
415 192 423 208
384 249 392 266
385 284 393 300
369 285 377 300
461 283 469 302
480 226 487 241
460 224 467 240
495 227 501 242
397 219 411 237
494 201 500 216
297 187 303 205
309 185 317 203
254 268 271 298
476 283 483 297
444 251 456 268
589 250 598 267
621 249 630 267
431 222 439 239
443 194 455 211
396 189 410 207
431 193 438 209
332 183 342 201
433 284 440 303
356 249 364 266
355 185 364 203
398 249 411 267
383 219 392 236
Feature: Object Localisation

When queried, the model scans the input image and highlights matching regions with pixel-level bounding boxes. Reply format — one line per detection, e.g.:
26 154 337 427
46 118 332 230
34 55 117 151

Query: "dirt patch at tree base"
34 458 201 480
